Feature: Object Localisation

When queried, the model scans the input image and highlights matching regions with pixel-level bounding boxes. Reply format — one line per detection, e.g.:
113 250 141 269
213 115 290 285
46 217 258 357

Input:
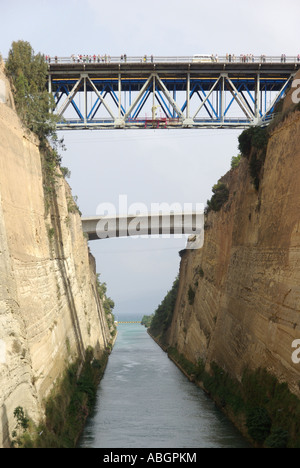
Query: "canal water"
79 324 250 448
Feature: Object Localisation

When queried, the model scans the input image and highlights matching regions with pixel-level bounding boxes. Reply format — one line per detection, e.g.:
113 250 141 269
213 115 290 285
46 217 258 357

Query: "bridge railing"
46 55 300 65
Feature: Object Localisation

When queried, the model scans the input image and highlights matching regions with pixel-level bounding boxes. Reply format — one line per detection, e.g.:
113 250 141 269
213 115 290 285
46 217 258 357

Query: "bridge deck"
81 212 204 241
48 57 300 130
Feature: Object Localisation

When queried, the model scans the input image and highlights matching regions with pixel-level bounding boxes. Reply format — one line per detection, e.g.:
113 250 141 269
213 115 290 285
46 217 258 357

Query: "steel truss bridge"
48 56 300 130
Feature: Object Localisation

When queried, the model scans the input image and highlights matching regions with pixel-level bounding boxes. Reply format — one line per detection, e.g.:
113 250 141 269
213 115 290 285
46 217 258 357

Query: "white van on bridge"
192 54 212 62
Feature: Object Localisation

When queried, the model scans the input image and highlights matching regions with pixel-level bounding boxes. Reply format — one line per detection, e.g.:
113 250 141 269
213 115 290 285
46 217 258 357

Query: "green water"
79 324 250 448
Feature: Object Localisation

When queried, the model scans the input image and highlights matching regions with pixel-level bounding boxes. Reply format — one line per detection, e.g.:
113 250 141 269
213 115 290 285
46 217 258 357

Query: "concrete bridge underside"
81 212 203 243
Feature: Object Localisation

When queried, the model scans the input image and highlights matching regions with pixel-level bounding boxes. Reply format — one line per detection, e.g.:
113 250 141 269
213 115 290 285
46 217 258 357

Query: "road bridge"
81 211 203 244
48 55 300 130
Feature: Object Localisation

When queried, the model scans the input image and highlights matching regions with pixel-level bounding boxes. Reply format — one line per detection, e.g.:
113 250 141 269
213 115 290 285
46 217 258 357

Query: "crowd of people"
44 53 300 64
216 53 295 63
45 54 155 63
68 53 153 63
72 54 111 63
199 53 300 63
45 54 112 63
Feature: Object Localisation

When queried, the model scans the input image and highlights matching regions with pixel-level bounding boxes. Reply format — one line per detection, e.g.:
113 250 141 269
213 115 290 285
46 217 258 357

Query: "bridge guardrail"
44 55 300 65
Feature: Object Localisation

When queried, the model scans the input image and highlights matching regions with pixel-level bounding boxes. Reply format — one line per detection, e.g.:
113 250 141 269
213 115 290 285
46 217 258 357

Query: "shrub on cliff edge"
206 181 229 213
5 40 58 140
238 126 269 190
238 126 269 158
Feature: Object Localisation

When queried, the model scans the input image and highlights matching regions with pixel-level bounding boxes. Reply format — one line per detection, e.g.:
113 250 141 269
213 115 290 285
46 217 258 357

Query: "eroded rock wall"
168 110 300 397
0 63 111 447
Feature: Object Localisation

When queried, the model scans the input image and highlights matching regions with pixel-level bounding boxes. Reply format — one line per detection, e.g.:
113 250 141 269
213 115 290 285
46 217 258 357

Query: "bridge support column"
152 74 156 120
183 71 194 127
83 75 87 125
186 71 190 119
220 75 225 123
255 73 260 119
118 72 121 119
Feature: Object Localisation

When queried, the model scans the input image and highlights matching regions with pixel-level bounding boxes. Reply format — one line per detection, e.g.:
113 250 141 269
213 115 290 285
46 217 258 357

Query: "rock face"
168 110 300 398
0 63 111 447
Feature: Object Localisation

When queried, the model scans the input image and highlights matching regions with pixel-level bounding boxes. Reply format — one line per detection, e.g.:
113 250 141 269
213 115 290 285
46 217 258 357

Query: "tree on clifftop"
5 41 67 213
5 40 58 140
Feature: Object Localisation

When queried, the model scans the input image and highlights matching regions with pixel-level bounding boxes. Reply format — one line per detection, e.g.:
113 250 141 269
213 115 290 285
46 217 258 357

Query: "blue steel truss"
48 58 299 130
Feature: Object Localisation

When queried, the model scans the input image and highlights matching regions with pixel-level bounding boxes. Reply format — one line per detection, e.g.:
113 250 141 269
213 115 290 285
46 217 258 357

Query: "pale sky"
1 0 300 319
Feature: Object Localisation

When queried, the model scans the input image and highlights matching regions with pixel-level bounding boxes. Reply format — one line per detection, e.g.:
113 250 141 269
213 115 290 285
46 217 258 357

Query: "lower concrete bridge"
81 211 204 242
115 321 141 325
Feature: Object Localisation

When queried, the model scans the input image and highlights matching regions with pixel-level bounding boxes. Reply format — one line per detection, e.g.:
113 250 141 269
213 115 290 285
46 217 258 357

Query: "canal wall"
0 60 113 447
168 104 300 396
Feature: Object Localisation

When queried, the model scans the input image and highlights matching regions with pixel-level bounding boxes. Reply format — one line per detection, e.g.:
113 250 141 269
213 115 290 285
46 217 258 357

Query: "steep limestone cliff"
168 109 300 394
0 63 112 447
150 96 300 445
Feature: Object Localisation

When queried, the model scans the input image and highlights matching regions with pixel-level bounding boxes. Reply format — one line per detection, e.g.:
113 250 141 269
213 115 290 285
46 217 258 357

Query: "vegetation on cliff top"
5 40 58 140
231 91 300 191
237 125 269 190
204 125 269 217
5 41 71 215
205 125 269 215
206 181 229 213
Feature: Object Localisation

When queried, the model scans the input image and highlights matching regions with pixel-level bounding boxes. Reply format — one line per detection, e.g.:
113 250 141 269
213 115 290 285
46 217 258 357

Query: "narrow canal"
79 324 250 448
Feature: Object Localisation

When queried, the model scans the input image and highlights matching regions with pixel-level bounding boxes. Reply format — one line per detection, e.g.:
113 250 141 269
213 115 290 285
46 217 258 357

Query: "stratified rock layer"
168 110 300 397
0 63 111 447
